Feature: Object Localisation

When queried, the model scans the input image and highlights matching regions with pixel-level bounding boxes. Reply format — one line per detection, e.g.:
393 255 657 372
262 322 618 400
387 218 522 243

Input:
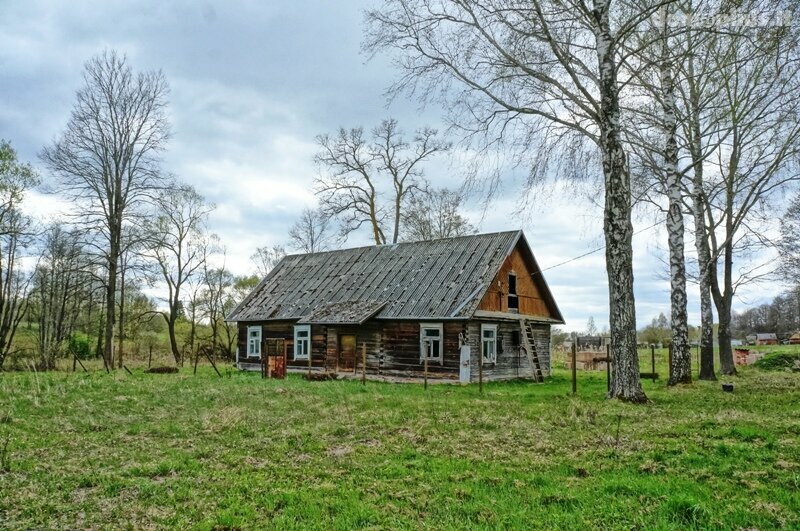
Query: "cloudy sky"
0 0 780 332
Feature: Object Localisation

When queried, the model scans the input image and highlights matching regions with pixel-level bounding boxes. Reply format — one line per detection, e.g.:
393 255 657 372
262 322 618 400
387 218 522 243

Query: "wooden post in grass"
424 345 429 391
193 350 200 375
361 343 367 386
571 341 577 395
307 344 312 379
651 345 656 382
73 353 77 372
205 349 222 377
605 344 611 393
478 343 483 394
668 344 673 381
148 346 153 369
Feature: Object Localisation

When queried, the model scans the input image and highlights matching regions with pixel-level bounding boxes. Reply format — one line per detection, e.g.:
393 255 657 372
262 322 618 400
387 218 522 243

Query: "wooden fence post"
606 344 611 393
148 346 153 369
651 344 656 382
361 343 367 385
424 345 429 390
668 344 673 381
571 341 577 395
478 342 483 394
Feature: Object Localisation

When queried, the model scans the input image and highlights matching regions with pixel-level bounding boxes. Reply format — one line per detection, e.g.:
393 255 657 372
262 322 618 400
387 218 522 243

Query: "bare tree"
250 244 286 278
315 118 449 245
144 185 212 365
0 141 37 369
40 50 170 369
32 225 92 370
365 0 673 401
690 2 800 375
288 208 334 253
401 188 475 241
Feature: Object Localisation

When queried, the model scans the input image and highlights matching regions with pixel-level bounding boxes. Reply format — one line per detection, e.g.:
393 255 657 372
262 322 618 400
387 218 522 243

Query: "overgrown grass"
0 366 798 529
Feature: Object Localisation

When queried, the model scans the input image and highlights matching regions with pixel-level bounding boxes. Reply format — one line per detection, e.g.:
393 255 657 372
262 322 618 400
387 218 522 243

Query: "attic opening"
508 271 519 312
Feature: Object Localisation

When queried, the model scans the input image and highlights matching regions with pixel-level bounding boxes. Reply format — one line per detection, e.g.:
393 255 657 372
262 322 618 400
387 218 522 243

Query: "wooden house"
227 230 564 383
755 333 778 345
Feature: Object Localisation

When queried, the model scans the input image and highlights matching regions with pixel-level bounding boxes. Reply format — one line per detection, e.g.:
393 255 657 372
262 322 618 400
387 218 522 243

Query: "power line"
536 220 662 275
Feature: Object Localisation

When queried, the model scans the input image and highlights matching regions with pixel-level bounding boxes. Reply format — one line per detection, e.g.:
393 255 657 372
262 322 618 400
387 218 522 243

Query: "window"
247 326 262 358
294 325 311 360
508 272 519 311
420 323 443 363
482 324 498 363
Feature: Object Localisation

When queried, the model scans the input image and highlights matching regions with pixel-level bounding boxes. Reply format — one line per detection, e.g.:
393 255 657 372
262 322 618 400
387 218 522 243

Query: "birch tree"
366 0 671 401
691 2 800 375
40 50 170 369
315 118 449 245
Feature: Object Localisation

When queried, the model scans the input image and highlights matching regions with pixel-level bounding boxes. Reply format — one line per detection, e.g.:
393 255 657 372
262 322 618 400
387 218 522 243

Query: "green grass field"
0 360 798 529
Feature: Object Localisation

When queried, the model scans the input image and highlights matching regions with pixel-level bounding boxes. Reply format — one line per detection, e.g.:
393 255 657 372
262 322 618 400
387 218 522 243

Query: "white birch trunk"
596 0 647 402
661 21 691 385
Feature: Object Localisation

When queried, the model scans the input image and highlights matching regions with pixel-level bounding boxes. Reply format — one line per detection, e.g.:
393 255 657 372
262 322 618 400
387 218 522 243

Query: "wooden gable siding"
466 320 551 381
477 244 551 317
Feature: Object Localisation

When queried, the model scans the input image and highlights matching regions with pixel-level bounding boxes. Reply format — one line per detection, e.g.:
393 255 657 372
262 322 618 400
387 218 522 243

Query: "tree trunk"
596 4 647 402
717 298 735 375
104 230 120 369
717 238 736 375
661 26 691 385
167 315 181 365
117 261 125 369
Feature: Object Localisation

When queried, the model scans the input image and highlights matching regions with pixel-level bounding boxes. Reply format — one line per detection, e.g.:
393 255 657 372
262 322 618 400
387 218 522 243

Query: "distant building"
755 333 778 345
789 333 800 345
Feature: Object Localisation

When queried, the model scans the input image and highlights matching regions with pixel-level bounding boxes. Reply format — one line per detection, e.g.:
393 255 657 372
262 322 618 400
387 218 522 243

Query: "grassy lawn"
0 363 798 529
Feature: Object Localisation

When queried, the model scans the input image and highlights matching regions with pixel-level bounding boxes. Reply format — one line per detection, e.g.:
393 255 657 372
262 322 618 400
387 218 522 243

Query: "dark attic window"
508 272 519 311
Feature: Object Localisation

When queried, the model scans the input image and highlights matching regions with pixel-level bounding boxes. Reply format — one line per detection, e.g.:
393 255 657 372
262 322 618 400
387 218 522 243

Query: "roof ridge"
282 229 523 259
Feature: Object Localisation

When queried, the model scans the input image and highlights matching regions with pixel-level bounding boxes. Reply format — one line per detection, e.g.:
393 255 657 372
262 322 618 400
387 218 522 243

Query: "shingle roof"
228 230 560 323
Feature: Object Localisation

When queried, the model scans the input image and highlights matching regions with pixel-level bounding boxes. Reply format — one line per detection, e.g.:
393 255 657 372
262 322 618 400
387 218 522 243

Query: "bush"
67 333 93 360
753 351 800 371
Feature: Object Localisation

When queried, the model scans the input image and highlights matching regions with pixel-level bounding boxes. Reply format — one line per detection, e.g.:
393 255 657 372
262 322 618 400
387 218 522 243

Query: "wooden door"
338 335 357 372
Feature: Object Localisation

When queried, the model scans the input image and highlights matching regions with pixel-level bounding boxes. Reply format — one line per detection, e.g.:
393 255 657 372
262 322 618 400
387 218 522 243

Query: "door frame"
338 333 358 373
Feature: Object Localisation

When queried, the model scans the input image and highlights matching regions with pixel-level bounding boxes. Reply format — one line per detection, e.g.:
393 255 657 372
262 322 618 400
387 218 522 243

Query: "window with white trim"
420 323 443 364
482 324 498 363
294 325 311 360
247 326 262 358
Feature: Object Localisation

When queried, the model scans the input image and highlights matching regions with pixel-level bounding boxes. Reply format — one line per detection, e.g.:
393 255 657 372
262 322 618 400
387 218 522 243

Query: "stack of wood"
735 348 764 366
566 350 608 371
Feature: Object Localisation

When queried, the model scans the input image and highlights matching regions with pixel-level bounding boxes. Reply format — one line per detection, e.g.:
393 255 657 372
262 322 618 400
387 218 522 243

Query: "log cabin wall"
238 318 549 381
237 321 327 370
477 245 552 318
378 321 463 379
324 323 382 373
467 320 552 381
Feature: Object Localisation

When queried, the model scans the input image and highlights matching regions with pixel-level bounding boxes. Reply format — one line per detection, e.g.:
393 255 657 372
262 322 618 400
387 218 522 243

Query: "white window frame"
294 324 311 360
420 323 444 364
247 326 262 359
481 324 498 364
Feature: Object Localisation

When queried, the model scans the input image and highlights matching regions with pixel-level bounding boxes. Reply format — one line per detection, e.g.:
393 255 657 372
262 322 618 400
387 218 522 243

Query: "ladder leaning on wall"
519 319 544 382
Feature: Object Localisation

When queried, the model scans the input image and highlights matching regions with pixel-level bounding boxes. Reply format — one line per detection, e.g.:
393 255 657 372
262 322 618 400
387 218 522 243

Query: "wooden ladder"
520 319 544 382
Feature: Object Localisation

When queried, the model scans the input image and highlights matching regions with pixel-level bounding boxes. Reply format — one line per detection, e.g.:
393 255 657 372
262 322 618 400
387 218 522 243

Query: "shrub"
67 333 93 360
754 351 800 371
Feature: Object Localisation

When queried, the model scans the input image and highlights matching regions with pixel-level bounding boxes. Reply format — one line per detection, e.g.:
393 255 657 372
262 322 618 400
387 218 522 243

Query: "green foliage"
0 368 797 529
754 351 800 371
67 333 93 360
